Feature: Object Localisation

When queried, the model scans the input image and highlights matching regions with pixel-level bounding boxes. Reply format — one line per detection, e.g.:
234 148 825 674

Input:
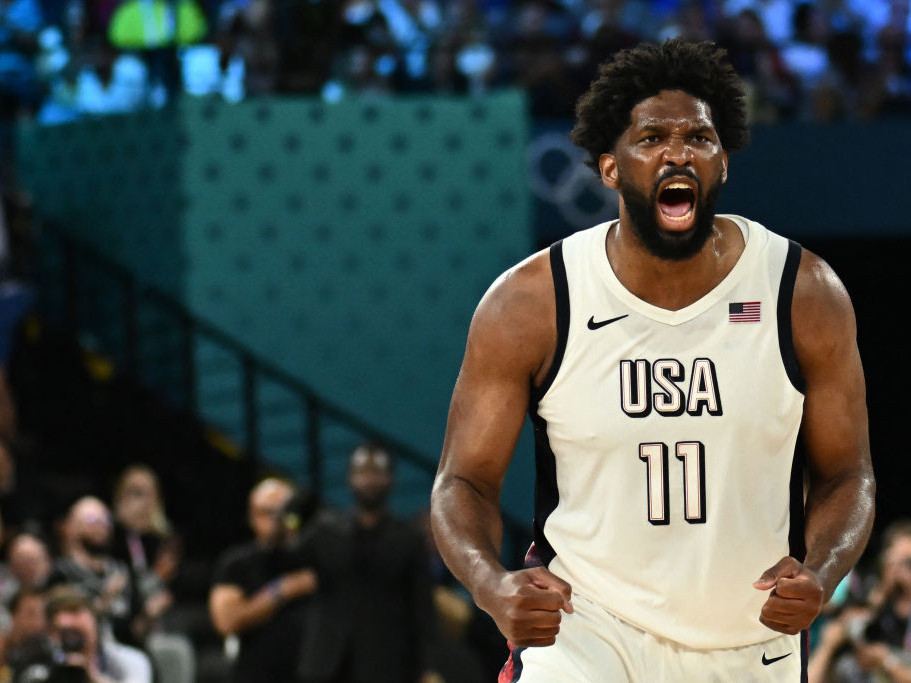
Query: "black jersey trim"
529 411 558 567
778 240 806 394
531 241 569 405
800 628 809 683
788 437 807 562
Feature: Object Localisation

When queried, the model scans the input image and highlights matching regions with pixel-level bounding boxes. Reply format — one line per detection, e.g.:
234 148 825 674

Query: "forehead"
125 470 154 487
887 535 911 559
627 90 715 131
74 500 109 521
251 483 291 507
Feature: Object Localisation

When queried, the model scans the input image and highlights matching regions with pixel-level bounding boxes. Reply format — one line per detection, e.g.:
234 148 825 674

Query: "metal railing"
36 222 530 565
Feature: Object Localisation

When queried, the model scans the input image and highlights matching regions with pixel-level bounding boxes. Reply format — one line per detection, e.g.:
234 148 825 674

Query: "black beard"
619 169 723 261
353 489 388 513
80 538 111 558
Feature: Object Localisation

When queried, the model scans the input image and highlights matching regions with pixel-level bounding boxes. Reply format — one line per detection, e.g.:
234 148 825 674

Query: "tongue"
658 199 692 218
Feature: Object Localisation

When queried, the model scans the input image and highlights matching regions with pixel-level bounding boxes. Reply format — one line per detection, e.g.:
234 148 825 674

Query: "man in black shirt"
297 444 439 683
209 478 318 683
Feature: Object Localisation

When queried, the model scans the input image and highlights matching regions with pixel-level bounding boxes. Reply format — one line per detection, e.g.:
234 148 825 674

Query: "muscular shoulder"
468 248 556 380
792 249 857 373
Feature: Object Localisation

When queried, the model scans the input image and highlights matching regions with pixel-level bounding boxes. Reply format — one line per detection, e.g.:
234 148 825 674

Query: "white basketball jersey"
530 215 805 650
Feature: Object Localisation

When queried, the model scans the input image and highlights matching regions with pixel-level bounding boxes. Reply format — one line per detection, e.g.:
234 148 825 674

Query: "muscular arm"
208 568 317 637
756 250 875 633
430 251 572 646
795 252 875 596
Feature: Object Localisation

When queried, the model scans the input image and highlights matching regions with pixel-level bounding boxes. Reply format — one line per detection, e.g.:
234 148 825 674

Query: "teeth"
665 182 692 190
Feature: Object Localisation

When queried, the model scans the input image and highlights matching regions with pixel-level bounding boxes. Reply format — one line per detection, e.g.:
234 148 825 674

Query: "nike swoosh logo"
761 653 792 666
587 314 629 330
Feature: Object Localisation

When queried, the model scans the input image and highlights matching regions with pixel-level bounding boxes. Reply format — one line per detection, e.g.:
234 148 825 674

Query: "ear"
599 153 618 189
721 151 728 184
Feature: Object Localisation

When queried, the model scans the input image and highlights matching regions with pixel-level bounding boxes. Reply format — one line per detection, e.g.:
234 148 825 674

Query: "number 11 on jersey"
639 441 707 525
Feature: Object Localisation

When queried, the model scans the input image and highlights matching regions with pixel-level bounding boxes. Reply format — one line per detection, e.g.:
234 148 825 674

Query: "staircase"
31 222 529 562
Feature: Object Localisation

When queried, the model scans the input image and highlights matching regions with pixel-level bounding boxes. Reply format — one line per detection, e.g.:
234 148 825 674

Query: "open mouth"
657 182 696 228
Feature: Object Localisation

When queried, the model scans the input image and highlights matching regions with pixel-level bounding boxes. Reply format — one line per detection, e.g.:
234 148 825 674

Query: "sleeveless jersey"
529 215 805 650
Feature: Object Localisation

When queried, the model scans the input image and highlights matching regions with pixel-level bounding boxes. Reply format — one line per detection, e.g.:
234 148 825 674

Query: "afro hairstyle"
570 39 750 175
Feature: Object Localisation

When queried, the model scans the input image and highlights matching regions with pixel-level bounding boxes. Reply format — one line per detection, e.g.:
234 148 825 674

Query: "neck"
607 214 741 311
357 507 385 529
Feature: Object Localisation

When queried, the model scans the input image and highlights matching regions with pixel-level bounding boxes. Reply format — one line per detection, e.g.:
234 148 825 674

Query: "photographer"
15 585 152 683
810 521 911 682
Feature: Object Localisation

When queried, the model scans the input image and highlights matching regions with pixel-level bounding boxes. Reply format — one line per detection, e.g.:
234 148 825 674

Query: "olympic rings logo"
526 132 619 229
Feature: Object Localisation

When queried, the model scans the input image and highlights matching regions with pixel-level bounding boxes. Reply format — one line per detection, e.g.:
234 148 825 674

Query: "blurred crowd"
0 0 907 129
0 435 510 683
0 349 505 683
809 521 911 683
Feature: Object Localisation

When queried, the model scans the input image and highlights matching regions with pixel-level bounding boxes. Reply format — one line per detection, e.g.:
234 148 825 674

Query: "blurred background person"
112 464 194 683
50 496 135 647
0 532 52 606
0 588 47 674
809 520 911 682
42 584 151 683
297 443 440 683
209 477 318 683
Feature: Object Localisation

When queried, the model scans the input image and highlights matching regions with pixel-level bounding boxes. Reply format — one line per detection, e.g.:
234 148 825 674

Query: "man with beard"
296 444 439 683
209 478 319 683
51 497 137 647
430 39 875 681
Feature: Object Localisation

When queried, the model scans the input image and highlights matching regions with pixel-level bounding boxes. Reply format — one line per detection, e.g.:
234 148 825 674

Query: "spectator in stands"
111 465 178 628
780 2 832 116
722 0 795 46
812 28 879 120
297 444 439 683
871 17 911 116
51 496 137 647
44 584 152 683
0 532 52 605
0 588 48 673
112 464 195 683
808 520 911 682
718 8 799 121
209 477 318 683
503 0 578 117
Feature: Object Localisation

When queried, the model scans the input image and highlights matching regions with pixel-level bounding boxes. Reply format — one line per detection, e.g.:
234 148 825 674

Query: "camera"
9 632 90 683
57 628 86 655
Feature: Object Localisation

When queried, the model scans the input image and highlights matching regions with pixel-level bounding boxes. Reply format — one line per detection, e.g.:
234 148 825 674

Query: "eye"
692 134 711 144
640 135 660 144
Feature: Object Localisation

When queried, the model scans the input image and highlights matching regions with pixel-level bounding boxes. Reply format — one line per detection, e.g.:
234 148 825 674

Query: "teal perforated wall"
178 93 531 469
16 94 533 509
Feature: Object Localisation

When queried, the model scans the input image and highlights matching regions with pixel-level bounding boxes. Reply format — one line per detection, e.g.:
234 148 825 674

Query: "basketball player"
430 40 875 682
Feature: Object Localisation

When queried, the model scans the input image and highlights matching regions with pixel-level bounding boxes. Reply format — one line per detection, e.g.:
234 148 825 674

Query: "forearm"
430 474 506 611
210 582 284 636
803 467 875 600
884 655 911 683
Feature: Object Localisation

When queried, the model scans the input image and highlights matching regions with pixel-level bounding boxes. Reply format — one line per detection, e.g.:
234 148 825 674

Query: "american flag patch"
729 301 761 323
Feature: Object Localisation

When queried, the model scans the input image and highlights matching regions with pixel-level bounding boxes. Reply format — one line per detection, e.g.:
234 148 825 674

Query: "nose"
662 135 694 166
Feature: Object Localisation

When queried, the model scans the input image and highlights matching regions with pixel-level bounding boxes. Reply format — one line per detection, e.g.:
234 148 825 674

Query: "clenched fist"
754 556 824 635
480 566 574 647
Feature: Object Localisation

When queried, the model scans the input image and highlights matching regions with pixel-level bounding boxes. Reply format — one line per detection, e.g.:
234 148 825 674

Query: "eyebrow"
635 121 716 135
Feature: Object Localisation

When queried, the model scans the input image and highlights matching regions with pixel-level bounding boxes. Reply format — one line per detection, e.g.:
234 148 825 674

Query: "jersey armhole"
530 240 570 405
777 239 806 394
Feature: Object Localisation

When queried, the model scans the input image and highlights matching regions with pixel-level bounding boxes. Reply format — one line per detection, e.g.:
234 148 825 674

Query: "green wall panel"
178 93 531 464
16 93 533 497
18 109 187 297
